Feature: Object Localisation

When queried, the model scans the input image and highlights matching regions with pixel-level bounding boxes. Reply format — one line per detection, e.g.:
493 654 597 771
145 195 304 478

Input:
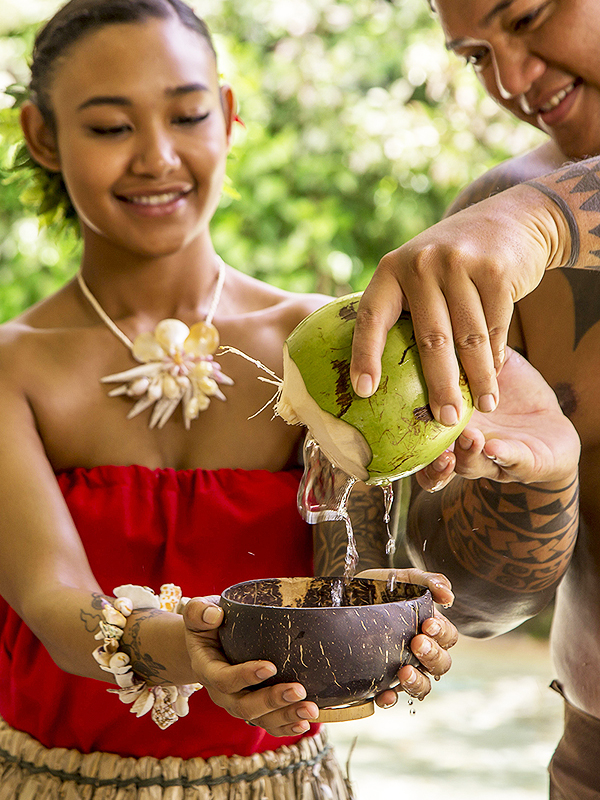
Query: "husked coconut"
275 292 473 485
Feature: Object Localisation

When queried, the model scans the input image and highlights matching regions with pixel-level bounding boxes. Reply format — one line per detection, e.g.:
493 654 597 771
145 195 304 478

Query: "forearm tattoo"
429 477 579 594
526 156 600 270
120 608 167 681
79 592 106 633
313 485 391 576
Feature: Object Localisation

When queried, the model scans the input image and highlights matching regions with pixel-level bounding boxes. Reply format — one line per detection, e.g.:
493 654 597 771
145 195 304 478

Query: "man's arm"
406 475 578 637
350 155 600 424
401 348 580 638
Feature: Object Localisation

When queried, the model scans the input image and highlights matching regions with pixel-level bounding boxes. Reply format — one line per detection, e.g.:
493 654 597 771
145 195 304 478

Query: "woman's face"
45 16 233 258
434 0 600 160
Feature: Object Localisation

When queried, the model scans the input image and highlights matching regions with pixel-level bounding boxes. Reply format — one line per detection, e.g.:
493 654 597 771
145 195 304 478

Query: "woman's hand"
415 348 581 493
349 184 571 424
183 596 318 737
356 567 457 704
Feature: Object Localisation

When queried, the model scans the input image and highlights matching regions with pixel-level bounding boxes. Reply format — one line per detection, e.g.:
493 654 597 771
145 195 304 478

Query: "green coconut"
275 292 473 485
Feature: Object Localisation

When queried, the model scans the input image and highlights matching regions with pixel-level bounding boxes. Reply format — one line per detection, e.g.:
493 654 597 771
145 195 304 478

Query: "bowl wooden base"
317 700 375 723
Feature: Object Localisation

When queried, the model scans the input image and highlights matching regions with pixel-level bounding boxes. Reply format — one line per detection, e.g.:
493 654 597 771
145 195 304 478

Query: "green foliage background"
0 0 546 322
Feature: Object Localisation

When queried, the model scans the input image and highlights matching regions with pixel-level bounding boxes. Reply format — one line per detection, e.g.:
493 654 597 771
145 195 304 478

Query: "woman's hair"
12 0 216 229
31 0 216 128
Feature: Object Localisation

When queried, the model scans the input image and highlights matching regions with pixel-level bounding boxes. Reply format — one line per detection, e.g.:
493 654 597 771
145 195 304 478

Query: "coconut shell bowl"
218 576 433 722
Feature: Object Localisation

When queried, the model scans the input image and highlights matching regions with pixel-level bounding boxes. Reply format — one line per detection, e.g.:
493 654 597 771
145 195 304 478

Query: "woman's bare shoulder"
227 269 333 333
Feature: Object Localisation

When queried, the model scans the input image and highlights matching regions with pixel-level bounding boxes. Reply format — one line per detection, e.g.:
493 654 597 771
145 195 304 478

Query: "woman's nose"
130 127 181 176
491 43 546 100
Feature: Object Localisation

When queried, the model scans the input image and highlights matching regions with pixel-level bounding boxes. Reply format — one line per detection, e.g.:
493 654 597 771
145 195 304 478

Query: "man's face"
434 0 600 160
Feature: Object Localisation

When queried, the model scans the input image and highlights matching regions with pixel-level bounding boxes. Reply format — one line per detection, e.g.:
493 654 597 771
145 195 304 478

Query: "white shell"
109 652 131 670
115 671 136 688
131 688 155 717
174 695 190 717
114 584 161 610
92 646 112 667
127 377 150 397
132 331 166 362
162 373 181 400
102 606 128 628
113 597 134 616
154 319 190 351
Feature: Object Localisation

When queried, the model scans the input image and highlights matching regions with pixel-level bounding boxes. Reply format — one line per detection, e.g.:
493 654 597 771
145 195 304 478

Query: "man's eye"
465 50 488 67
513 3 549 31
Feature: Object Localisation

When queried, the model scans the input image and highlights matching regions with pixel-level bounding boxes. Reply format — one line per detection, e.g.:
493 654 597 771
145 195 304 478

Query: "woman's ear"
20 101 61 172
220 84 236 148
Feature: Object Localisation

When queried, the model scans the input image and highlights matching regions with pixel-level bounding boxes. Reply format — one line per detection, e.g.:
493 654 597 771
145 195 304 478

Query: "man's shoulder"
445 141 567 217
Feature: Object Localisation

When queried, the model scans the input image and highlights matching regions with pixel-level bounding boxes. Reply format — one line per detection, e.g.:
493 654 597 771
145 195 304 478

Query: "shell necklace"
77 257 233 429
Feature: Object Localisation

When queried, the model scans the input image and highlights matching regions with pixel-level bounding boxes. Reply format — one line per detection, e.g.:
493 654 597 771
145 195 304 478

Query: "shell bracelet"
92 583 203 730
77 257 233 429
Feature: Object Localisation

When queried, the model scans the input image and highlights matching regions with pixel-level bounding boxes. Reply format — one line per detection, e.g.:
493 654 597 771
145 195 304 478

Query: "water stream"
297 436 397 583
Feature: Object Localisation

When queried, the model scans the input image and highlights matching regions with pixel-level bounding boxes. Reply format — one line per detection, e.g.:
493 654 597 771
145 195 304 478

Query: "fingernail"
478 394 497 413
255 665 277 681
458 433 473 450
283 687 306 703
403 667 417 686
297 706 318 720
425 620 441 636
202 606 222 625
440 405 459 426
292 722 310 734
417 639 432 656
355 373 374 398
382 695 398 709
432 452 450 472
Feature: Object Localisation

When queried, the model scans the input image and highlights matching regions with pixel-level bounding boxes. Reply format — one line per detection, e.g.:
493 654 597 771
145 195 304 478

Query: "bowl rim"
219 575 431 610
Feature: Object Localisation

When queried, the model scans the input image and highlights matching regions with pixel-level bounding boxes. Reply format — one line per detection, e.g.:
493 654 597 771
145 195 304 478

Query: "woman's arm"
0 364 324 736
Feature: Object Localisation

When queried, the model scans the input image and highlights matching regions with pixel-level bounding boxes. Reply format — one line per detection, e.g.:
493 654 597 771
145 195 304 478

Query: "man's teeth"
540 83 575 113
128 192 181 205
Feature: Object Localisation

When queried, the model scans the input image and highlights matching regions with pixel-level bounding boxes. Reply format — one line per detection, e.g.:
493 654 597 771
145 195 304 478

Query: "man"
349 1 600 797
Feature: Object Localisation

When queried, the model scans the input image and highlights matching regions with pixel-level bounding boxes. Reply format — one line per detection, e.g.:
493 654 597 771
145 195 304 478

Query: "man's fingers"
350 265 404 397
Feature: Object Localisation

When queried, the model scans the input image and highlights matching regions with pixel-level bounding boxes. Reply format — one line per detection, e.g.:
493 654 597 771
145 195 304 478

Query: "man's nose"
491 43 546 100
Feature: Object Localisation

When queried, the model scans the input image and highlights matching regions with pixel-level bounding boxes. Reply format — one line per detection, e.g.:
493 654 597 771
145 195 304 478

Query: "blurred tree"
0 0 546 321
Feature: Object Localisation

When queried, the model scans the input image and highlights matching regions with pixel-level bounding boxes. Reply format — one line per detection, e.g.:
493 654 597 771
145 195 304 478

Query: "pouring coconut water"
218 294 468 723
272 292 473 578
225 291 473 579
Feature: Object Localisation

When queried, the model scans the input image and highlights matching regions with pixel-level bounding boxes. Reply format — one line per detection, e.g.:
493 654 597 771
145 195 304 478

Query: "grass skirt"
0 716 353 800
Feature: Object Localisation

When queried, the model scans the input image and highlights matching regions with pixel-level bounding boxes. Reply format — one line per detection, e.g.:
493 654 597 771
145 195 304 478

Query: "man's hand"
414 348 581 493
357 567 458 704
350 184 570 424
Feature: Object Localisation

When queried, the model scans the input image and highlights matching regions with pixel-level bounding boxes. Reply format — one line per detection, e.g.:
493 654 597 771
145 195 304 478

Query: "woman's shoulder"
0 283 80 372
226 269 332 335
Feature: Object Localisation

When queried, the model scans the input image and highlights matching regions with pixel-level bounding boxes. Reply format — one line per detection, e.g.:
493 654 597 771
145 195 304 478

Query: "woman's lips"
117 189 191 217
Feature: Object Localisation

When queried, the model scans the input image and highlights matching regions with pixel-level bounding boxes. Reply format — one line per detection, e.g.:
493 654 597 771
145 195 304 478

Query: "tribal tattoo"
526 156 600 270
119 608 167 681
431 476 579 594
313 483 392 576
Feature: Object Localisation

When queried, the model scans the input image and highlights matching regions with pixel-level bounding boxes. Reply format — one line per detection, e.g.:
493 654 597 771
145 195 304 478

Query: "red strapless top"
0 464 319 759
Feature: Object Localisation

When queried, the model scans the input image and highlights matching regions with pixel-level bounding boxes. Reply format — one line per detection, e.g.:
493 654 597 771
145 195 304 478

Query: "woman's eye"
173 112 210 126
89 125 131 136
